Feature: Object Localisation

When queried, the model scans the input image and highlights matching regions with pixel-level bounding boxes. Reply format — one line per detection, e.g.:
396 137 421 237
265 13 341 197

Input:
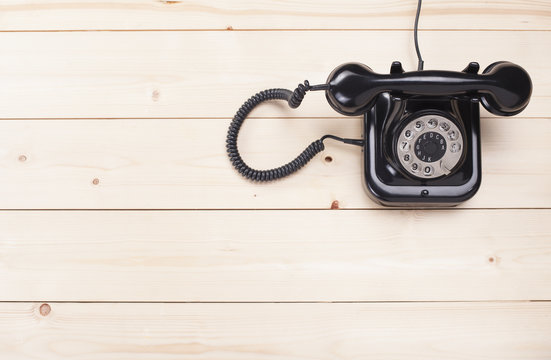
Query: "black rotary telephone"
226 0 532 206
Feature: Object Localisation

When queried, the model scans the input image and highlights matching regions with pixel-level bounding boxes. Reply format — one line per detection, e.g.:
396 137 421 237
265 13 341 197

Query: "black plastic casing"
323 61 531 206
362 93 482 207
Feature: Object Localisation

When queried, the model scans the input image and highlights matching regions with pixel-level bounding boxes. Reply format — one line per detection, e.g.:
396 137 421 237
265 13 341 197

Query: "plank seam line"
0 208 549 212
1 29 550 33
0 117 548 121
1 300 549 304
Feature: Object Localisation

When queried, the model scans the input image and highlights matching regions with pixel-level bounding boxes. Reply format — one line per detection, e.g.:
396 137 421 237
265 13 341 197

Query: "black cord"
226 82 363 182
414 0 424 71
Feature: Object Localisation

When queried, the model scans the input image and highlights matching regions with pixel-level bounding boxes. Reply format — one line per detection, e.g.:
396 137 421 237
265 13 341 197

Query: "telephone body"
323 61 531 206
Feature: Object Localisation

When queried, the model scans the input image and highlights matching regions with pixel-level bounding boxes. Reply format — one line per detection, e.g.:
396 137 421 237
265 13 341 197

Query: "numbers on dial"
397 115 463 179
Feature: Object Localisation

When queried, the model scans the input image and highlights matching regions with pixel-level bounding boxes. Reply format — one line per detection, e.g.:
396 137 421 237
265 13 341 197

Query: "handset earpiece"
479 61 532 116
325 61 532 116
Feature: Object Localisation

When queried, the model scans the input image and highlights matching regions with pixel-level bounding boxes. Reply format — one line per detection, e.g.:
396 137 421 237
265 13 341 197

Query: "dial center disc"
415 131 446 163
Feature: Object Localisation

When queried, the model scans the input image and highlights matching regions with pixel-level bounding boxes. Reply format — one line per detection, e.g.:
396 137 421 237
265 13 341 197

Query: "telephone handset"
226 2 532 206
325 61 531 117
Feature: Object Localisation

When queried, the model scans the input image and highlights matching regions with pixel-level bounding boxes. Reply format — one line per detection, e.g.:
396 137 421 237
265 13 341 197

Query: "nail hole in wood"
18 155 27 162
331 200 339 209
92 178 100 185
324 156 333 163
39 303 51 317
152 89 160 101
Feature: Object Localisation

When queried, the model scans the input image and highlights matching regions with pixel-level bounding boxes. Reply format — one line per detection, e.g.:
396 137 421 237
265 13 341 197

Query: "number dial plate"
397 114 464 179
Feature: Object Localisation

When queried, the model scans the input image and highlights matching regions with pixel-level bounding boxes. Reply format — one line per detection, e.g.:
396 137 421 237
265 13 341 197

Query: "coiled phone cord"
226 81 363 182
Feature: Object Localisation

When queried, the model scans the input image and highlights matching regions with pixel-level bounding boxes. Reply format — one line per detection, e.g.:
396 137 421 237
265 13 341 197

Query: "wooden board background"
0 0 550 359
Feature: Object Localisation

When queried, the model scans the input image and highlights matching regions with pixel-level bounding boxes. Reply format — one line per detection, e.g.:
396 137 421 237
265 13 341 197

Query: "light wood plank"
0 30 548 119
0 302 550 359
1 210 550 301
0 0 549 30
0 118 549 209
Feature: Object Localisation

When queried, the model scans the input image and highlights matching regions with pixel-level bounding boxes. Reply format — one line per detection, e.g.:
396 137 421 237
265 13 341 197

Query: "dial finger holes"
448 130 458 140
427 118 438 128
450 142 461 153
397 114 464 179
423 165 433 176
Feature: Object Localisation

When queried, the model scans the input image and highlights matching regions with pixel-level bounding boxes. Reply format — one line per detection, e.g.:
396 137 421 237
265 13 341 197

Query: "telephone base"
362 93 482 207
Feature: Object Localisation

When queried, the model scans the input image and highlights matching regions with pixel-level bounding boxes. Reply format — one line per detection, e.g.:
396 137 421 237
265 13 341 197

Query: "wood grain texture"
1 210 550 302
1 302 550 359
0 30 548 119
1 1 550 357
0 118 549 209
0 0 550 30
